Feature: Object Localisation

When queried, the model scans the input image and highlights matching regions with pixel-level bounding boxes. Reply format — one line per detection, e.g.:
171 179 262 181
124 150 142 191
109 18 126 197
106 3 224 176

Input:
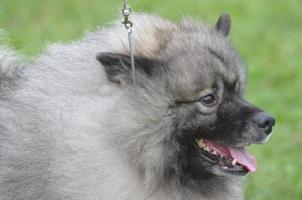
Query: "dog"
0 13 275 200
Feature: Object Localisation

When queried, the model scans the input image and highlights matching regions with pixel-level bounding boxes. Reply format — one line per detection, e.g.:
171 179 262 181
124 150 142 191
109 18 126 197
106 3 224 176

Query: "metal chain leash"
122 0 136 84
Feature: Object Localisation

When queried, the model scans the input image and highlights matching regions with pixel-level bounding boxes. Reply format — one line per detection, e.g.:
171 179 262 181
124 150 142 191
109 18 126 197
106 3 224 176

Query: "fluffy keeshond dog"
0 13 275 200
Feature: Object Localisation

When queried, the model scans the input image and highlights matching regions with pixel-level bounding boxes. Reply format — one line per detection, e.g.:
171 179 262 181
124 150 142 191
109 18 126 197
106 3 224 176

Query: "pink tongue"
229 147 256 172
204 140 256 172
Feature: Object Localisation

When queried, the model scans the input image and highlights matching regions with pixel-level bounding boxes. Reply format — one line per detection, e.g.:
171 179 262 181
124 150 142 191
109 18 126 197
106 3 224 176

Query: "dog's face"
97 14 275 181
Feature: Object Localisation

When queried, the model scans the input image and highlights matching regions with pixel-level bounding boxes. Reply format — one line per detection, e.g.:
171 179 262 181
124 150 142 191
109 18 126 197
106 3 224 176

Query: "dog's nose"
253 112 275 135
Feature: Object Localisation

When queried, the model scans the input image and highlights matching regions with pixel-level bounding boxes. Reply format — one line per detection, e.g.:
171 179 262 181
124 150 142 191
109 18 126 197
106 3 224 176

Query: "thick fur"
0 13 270 200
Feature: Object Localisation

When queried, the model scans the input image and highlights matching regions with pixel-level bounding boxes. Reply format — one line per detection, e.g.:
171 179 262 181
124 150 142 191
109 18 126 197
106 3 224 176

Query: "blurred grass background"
0 0 301 199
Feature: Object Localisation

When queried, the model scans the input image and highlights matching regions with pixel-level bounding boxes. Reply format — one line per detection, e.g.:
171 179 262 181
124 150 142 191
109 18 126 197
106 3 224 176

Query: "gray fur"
0 13 256 200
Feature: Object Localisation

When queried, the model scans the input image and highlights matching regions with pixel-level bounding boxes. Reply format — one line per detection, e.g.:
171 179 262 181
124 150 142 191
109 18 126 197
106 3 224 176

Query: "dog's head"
97 14 275 184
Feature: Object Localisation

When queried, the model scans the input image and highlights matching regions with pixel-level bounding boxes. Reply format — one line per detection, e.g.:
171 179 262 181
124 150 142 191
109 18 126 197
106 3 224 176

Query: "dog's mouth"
195 139 256 176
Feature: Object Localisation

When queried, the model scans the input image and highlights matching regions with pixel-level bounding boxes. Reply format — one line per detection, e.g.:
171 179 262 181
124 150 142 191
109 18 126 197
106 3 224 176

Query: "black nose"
253 112 275 135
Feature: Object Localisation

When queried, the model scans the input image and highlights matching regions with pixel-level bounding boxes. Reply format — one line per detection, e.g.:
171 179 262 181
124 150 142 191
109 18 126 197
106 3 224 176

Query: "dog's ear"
215 14 231 37
96 52 157 85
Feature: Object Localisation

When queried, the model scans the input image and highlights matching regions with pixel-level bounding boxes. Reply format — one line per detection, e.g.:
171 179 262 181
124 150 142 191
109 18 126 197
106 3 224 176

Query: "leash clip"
122 2 133 31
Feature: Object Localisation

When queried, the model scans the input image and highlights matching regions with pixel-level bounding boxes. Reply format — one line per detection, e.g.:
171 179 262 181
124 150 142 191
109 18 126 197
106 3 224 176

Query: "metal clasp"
122 2 133 31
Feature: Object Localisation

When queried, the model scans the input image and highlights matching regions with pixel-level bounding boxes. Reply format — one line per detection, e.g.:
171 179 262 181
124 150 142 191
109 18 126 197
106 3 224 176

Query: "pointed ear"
96 52 157 85
215 14 231 37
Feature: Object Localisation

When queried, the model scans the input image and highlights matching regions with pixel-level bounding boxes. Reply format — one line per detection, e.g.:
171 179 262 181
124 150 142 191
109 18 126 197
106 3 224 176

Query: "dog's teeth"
232 159 237 166
212 150 217 155
197 139 206 148
204 146 210 152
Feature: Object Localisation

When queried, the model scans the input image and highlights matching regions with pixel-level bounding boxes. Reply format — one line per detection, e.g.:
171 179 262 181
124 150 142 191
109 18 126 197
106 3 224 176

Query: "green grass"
1 0 301 199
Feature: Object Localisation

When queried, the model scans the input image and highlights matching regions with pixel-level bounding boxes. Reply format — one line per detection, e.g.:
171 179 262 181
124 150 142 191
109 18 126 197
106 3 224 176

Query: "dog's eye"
200 94 216 106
